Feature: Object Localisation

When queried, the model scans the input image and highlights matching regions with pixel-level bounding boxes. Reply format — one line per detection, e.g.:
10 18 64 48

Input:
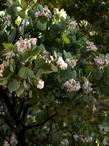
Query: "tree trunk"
16 130 27 146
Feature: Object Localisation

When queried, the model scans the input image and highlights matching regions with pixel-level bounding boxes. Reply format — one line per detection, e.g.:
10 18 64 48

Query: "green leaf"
35 58 45 68
19 66 35 79
7 4 19 16
28 9 36 19
28 69 35 78
16 86 24 97
38 15 48 23
36 69 43 78
35 110 45 122
51 64 58 72
8 79 20 92
20 0 27 10
42 65 53 74
3 43 14 50
85 64 93 75
61 34 70 44
18 66 28 79
37 20 47 31
93 69 103 81
0 77 8 86
54 14 60 22
36 65 53 78
20 52 31 62
63 50 72 59
31 45 42 58
71 70 77 79
36 4 43 11
29 90 32 98
60 69 77 83
8 29 16 43
9 59 15 72
19 10 26 18
15 16 22 26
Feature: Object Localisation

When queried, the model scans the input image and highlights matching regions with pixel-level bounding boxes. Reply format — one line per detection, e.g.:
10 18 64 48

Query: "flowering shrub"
0 0 109 146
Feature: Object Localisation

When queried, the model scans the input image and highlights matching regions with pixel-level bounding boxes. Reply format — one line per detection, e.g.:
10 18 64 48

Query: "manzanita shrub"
0 0 109 146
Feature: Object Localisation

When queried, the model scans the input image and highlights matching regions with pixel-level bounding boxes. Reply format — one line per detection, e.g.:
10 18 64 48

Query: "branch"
1 134 12 146
18 100 25 118
19 102 36 121
20 103 29 121
11 92 16 108
42 120 53 144
0 114 15 129
25 112 56 130
0 86 21 126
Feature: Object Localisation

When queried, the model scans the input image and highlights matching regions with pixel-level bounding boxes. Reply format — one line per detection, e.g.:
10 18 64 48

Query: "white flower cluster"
86 40 97 51
92 105 97 113
103 137 109 145
16 38 37 53
73 134 93 143
37 79 44 89
35 6 50 17
4 51 15 59
27 114 36 123
35 11 46 17
42 50 50 59
56 57 68 70
59 9 67 19
94 55 109 69
82 78 93 94
42 50 54 64
64 79 81 92
68 20 78 30
99 125 109 135
65 57 77 68
4 15 11 27
54 8 67 20
0 64 4 77
60 138 69 145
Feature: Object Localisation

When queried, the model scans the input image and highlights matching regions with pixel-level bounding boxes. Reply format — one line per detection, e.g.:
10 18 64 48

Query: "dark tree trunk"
16 130 27 146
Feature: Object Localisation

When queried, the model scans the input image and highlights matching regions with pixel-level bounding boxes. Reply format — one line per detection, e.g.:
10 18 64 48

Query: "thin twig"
25 112 56 130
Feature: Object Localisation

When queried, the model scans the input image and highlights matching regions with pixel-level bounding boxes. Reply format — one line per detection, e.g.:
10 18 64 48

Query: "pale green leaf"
8 79 20 92
18 66 28 79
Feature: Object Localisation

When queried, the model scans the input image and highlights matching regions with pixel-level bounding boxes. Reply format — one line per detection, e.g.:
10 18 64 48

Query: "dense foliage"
39 0 109 52
0 0 109 146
